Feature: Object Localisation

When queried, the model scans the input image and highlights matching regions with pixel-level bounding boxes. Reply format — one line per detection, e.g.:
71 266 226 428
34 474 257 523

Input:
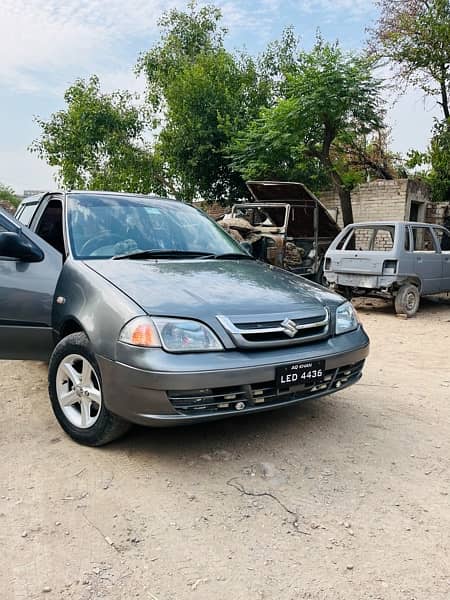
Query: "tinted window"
16 202 38 226
411 226 437 252
67 194 245 259
35 199 64 254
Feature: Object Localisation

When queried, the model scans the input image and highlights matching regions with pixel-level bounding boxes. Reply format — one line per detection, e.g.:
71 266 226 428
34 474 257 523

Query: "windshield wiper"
201 252 254 260
112 249 215 260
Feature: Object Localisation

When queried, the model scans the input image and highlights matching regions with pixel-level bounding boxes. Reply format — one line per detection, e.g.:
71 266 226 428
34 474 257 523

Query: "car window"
341 226 395 251
411 226 437 252
404 227 411 251
67 194 246 259
232 205 286 228
336 229 352 250
15 202 39 227
35 199 64 254
433 227 450 253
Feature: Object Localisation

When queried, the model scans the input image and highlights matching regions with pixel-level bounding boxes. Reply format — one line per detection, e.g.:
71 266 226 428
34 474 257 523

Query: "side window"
433 227 450 253
35 199 65 254
336 229 352 250
15 202 39 227
411 226 437 252
404 227 411 251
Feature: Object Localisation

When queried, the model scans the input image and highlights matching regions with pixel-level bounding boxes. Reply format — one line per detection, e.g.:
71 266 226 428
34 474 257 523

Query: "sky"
0 0 441 194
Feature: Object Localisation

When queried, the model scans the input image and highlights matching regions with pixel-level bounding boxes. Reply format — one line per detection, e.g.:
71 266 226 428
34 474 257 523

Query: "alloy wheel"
55 354 102 429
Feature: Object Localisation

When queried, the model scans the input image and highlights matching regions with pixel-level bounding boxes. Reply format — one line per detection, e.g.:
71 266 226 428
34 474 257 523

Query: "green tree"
0 183 20 208
407 119 450 201
370 0 450 119
136 2 271 202
31 76 165 193
230 40 385 225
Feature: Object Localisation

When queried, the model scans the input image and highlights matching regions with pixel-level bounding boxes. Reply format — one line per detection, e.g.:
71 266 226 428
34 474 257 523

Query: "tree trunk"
319 131 355 226
440 78 449 119
324 154 354 225
336 185 354 226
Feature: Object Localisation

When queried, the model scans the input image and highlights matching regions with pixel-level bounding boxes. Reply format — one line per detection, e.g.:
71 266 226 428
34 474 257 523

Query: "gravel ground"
1 298 450 600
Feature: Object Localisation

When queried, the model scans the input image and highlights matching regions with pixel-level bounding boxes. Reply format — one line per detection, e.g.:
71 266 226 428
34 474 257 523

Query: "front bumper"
97 327 369 426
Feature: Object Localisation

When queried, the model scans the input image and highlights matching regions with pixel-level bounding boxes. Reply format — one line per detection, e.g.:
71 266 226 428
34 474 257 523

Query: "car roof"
21 190 181 205
344 221 438 228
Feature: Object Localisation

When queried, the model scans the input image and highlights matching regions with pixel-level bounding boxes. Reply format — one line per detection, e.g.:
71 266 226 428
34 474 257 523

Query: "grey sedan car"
0 192 369 446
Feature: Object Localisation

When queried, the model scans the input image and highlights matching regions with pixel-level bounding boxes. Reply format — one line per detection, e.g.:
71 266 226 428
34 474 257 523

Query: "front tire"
48 332 131 446
394 284 420 317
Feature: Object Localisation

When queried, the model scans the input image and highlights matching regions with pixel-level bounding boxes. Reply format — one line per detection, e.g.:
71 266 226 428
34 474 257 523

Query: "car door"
432 225 450 291
0 208 63 360
410 225 443 294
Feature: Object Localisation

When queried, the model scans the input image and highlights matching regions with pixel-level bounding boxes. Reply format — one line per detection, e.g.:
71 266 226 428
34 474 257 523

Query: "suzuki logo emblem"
281 318 298 338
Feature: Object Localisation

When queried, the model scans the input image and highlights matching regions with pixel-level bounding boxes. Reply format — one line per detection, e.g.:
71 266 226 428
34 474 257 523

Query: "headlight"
335 302 358 335
153 317 223 352
119 317 223 352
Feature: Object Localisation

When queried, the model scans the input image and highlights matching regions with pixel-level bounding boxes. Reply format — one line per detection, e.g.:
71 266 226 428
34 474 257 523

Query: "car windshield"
232 205 287 228
67 193 246 260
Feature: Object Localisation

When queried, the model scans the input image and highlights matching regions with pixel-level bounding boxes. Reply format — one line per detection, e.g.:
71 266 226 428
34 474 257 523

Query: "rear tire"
48 332 131 446
394 284 420 317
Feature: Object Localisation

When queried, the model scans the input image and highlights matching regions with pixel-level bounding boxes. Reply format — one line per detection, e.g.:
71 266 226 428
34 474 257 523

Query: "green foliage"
136 2 226 112
230 39 385 223
229 101 329 189
407 119 450 201
0 182 20 207
31 76 164 193
137 2 271 202
371 0 450 119
33 3 395 214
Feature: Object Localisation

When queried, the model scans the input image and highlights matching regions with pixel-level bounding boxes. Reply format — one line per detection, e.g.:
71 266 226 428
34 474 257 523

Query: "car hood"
85 259 342 319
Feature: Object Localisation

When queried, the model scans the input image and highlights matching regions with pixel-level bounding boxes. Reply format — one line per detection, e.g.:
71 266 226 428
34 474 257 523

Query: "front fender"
52 260 145 359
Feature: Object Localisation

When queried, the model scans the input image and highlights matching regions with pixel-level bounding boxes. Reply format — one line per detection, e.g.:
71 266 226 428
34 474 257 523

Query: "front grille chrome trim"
216 308 330 349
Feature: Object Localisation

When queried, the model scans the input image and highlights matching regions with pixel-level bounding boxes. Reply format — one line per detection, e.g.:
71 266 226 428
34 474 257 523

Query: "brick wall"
426 201 450 226
320 180 411 227
200 180 450 228
197 202 227 220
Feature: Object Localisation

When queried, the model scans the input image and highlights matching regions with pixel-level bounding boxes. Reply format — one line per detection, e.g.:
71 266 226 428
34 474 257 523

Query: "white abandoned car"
324 221 450 317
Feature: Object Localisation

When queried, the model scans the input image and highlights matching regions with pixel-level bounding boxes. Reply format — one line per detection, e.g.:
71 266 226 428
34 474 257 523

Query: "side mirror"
0 231 43 262
240 241 253 255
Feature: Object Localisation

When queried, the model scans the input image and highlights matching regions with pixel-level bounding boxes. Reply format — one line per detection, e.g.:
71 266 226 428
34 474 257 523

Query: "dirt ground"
1 298 450 600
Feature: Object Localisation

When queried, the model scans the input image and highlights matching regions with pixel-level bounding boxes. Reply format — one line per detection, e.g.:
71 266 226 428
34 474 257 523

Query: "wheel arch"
57 317 89 341
393 276 422 294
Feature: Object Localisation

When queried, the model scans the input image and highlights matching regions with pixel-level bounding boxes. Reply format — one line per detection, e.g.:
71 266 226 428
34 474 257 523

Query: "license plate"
276 360 325 389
